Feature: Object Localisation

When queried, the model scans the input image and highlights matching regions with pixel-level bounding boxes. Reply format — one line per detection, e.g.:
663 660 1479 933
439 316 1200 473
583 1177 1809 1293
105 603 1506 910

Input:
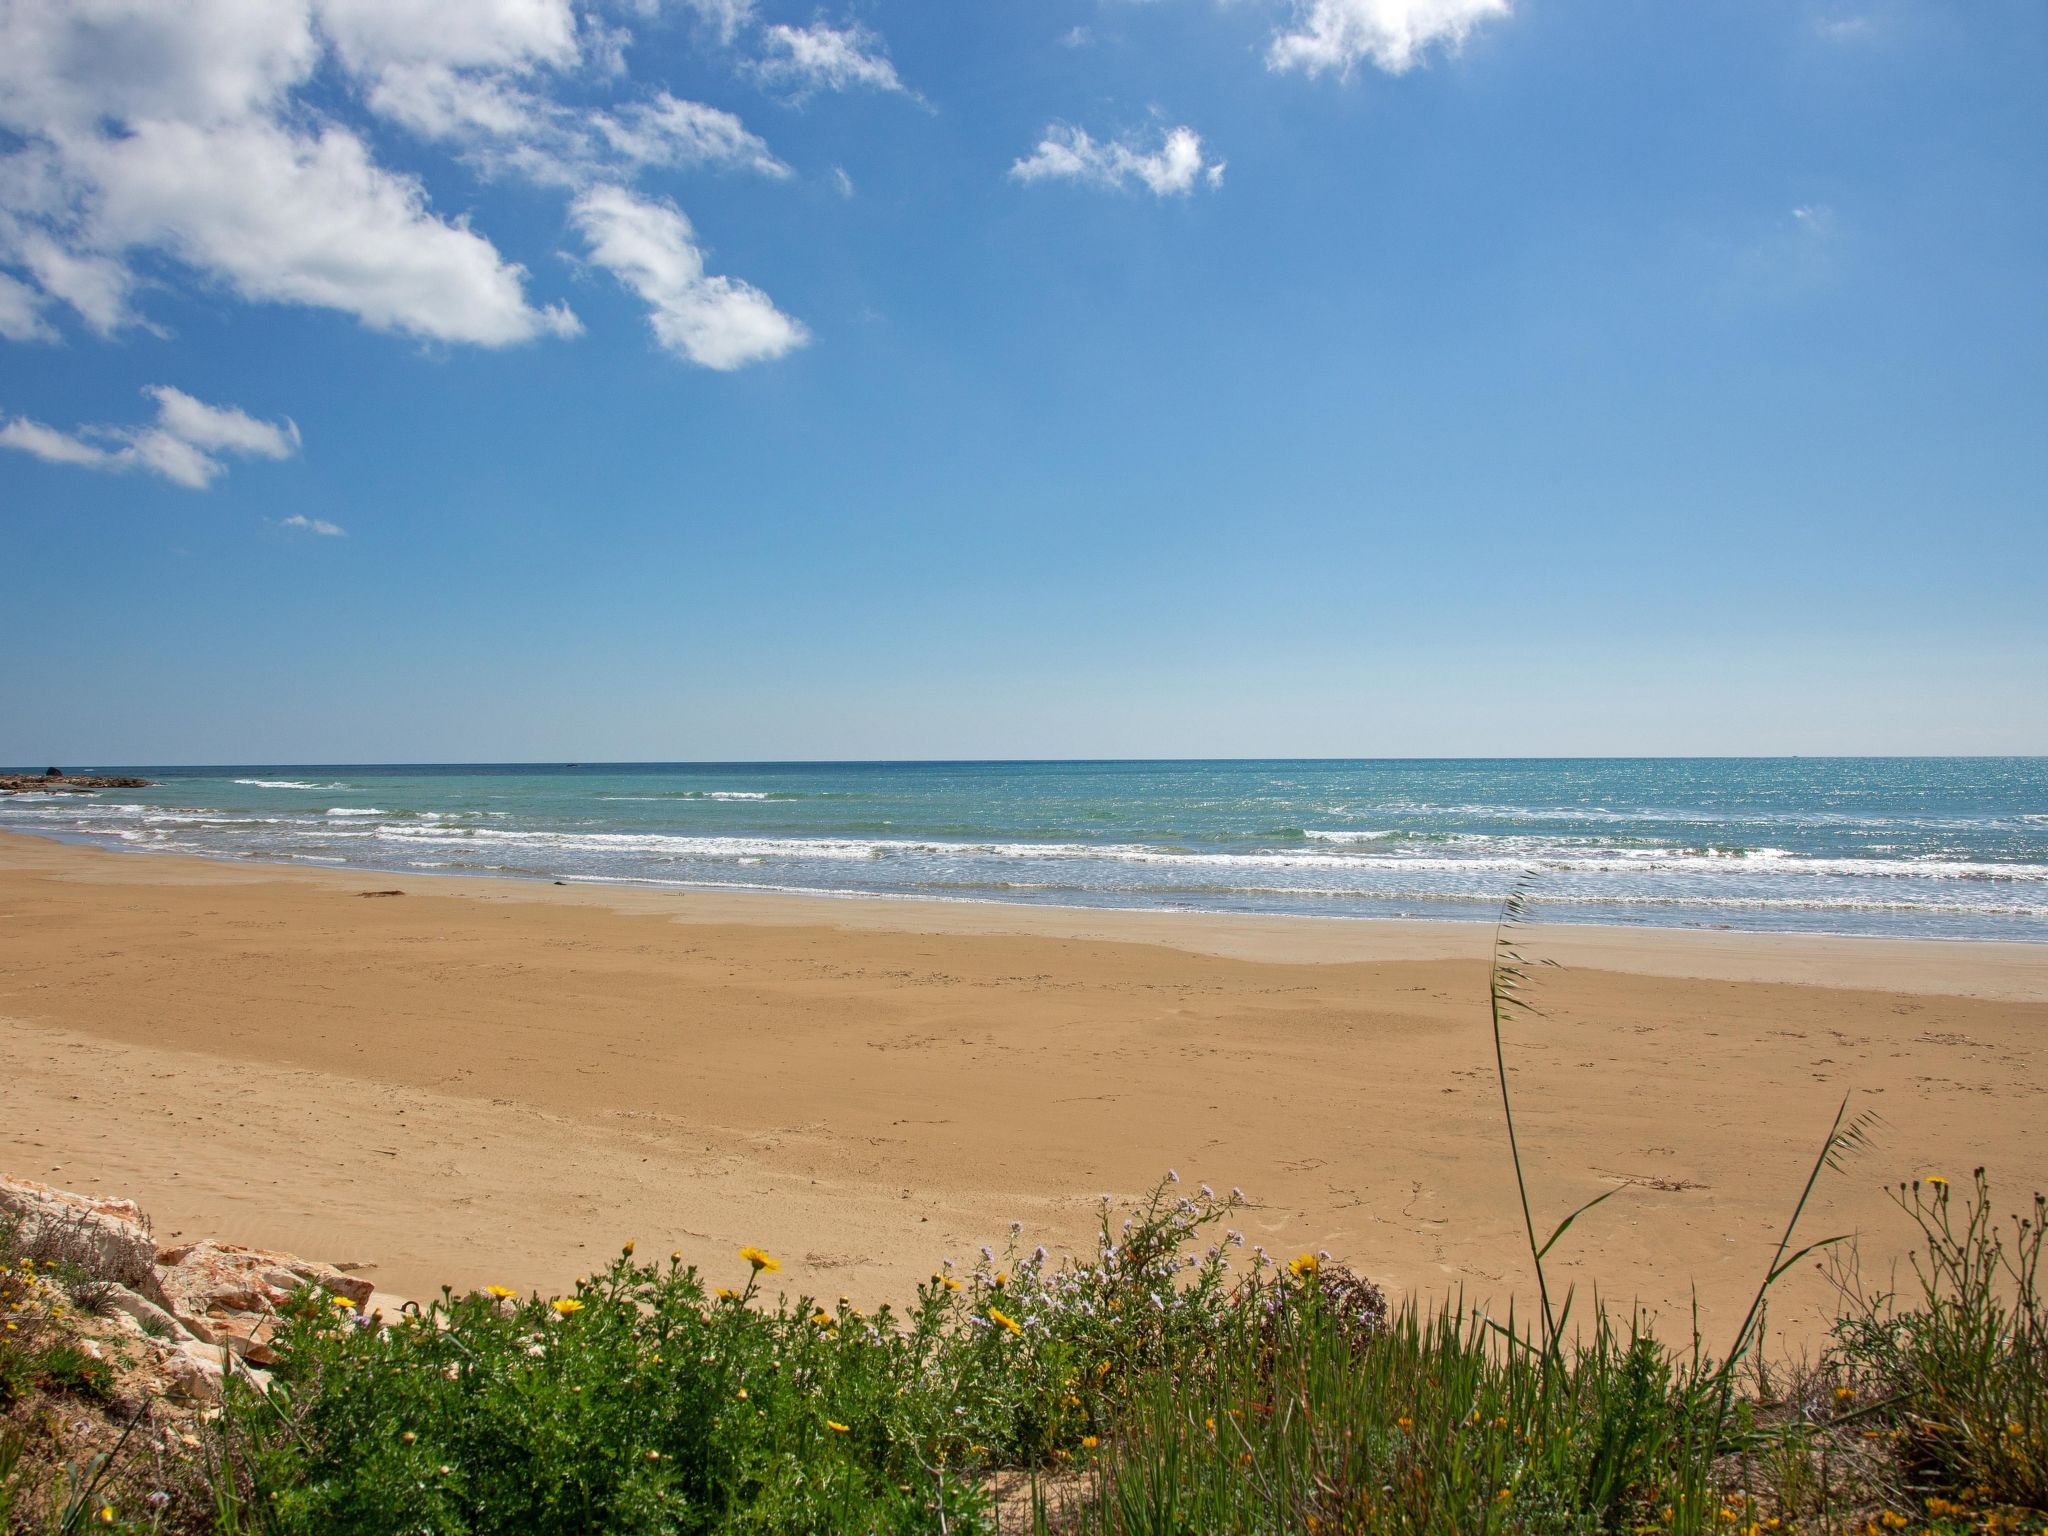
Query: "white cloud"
1010 124 1224 197
281 513 346 535
1268 0 1509 77
0 0 578 346
831 165 856 199
145 385 301 459
754 21 908 96
595 94 790 179
0 0 804 355
571 185 807 370
81 118 580 344
676 0 755 46
314 0 582 76
370 68 789 188
0 385 301 489
0 271 53 341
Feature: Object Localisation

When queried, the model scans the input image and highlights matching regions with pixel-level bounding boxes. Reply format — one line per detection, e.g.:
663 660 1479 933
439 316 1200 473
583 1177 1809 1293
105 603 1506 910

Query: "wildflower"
738 1246 779 1273
1011 1220 1023 1235
98 1508 114 1525
330 1295 355 1309
988 1307 1023 1337
942 1277 961 1293
485 1285 517 1301
622 1240 635 1256
1286 1252 1320 1281
1082 1435 1099 1450
811 1310 836 1328
1926 1175 1949 1191
551 1298 585 1317
645 1450 660 1462
1167 1168 1179 1183
736 1387 748 1400
1834 1386 1855 1402
715 1286 740 1300
401 1431 417 1444
827 1420 850 1433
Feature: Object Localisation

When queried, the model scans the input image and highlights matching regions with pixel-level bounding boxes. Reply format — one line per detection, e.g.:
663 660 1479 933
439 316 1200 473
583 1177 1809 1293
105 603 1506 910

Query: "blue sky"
2 0 2043 764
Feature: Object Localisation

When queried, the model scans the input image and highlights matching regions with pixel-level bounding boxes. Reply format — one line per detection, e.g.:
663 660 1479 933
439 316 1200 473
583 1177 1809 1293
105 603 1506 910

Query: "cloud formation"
1268 0 1510 77
0 0 794 354
281 514 346 535
0 385 301 489
1011 125 1224 196
571 186 808 371
754 22 910 96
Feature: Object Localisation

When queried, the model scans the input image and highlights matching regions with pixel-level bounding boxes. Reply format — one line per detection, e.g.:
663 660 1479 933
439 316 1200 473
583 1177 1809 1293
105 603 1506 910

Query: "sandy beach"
3 828 2043 1349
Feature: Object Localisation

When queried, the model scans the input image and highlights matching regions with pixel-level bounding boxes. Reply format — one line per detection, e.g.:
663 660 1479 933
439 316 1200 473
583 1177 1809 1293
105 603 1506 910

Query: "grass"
4 886 2043 1534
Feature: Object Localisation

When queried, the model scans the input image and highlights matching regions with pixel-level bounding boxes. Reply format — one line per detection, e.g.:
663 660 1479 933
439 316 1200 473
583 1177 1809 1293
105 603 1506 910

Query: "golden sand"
3 830 2042 1347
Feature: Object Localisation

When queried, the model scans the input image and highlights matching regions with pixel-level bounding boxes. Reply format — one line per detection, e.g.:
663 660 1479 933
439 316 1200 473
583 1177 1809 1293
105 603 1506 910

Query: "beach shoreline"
4 828 2044 1352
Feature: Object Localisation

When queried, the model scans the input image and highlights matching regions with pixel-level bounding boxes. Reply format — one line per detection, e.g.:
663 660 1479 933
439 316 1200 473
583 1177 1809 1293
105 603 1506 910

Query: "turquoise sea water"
4 759 2045 940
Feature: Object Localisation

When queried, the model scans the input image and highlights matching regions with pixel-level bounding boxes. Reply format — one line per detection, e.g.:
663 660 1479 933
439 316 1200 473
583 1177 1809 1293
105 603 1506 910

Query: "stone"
152 1238 375 1347
0 1175 158 1288
101 1284 195 1343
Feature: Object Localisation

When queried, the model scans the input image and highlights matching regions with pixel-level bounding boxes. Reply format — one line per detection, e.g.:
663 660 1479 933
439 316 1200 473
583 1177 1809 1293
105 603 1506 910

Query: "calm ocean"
4 759 2045 941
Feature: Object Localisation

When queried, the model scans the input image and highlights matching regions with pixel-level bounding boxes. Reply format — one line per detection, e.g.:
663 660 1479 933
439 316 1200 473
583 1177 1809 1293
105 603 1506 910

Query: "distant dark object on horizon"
2 772 155 796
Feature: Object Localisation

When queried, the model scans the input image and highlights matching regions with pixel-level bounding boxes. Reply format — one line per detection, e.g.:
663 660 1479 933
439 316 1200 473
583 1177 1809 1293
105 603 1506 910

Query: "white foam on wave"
325 808 387 817
362 823 2048 884
234 779 344 790
1303 829 1399 843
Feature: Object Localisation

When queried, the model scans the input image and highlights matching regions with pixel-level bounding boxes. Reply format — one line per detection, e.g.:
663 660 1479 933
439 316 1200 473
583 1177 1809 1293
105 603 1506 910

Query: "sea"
3 759 2045 942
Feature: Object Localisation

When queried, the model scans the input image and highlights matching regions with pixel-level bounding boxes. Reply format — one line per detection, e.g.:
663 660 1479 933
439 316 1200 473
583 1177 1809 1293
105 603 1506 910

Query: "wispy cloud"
1268 0 1510 77
280 514 346 535
0 385 299 489
1011 124 1224 197
753 21 911 97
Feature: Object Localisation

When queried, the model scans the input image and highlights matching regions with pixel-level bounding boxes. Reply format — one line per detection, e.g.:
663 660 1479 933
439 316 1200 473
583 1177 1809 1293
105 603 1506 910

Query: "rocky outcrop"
152 1239 375 1365
3 1173 393 1396
0 1177 158 1289
0 773 155 794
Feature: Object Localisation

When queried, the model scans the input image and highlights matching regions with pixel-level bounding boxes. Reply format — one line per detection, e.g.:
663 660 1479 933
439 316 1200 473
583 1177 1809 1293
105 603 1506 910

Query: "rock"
102 1283 196 1343
0 1176 158 1288
0 774 155 795
152 1238 375 1351
159 1340 268 1401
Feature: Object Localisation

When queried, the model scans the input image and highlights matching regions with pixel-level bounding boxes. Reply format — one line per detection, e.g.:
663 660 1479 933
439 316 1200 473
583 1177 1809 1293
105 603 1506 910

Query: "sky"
1 0 2043 765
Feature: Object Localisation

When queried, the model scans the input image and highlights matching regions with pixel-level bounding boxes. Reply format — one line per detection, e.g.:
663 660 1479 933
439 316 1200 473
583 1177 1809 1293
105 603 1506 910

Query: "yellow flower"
621 1240 635 1256
812 1310 836 1328
827 1420 850 1433
330 1295 356 1309
551 1298 585 1317
1286 1253 1319 1281
485 1285 517 1301
942 1277 961 1293
739 1246 780 1273
714 1287 740 1301
988 1307 1023 1337
1926 1175 1949 1189
1082 1435 1100 1450
736 1387 748 1400
98 1509 115 1525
